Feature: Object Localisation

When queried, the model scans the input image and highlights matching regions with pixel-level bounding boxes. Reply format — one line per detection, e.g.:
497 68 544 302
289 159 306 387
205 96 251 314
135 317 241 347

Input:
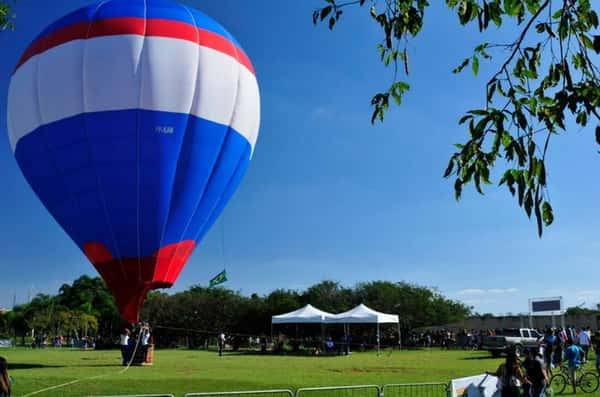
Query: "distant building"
423 312 599 331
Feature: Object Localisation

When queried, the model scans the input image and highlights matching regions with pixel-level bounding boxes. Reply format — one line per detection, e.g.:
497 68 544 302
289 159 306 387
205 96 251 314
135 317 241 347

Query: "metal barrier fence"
185 390 294 397
95 382 452 397
383 383 450 397
296 385 381 397
94 395 175 397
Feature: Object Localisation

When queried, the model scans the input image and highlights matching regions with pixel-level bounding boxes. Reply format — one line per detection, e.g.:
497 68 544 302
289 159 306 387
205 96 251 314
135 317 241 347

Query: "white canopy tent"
271 304 335 324
327 304 400 353
271 305 335 351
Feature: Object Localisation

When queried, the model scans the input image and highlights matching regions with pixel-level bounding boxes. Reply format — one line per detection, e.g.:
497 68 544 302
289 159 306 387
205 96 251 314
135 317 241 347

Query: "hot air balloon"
7 0 260 323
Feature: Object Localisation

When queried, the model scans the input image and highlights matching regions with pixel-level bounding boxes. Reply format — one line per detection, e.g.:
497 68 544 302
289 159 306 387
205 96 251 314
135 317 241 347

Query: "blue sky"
0 0 599 315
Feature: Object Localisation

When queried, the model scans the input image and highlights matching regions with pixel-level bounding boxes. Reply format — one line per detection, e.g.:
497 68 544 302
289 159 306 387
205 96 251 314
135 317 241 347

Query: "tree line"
0 276 471 348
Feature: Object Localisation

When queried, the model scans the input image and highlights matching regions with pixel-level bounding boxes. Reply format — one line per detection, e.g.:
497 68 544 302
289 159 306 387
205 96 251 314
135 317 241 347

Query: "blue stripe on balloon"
15 109 251 259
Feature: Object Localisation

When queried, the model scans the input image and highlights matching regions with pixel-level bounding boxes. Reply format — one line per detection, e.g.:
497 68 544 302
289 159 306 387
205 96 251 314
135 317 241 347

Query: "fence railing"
94 395 175 397
95 382 452 397
185 390 294 397
383 383 450 397
296 385 381 397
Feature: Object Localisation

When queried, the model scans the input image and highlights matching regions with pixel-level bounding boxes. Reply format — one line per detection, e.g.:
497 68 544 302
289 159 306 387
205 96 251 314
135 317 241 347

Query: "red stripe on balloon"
86 240 196 323
14 17 254 75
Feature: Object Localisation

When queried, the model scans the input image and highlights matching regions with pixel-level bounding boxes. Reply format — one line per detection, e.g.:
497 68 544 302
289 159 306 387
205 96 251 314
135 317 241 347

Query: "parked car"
481 328 542 357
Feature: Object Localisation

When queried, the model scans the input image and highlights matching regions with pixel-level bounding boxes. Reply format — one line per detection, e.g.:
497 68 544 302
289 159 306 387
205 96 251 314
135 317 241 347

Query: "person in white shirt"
218 332 226 356
141 324 152 363
119 329 131 366
578 327 591 362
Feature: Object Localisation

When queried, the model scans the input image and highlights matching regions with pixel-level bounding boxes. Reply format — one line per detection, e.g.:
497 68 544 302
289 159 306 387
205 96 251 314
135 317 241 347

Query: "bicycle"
549 364 599 394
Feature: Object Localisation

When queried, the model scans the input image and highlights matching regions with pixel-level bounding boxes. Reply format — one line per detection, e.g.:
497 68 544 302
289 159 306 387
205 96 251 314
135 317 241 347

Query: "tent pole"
347 324 350 354
377 323 380 356
397 322 401 350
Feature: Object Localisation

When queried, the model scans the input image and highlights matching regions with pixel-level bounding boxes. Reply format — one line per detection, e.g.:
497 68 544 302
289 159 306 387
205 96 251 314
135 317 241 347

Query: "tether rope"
21 327 144 397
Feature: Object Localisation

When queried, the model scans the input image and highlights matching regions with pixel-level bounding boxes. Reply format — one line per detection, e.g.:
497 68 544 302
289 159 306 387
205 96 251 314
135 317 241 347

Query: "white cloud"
577 290 600 296
489 288 519 294
457 288 519 296
457 289 486 296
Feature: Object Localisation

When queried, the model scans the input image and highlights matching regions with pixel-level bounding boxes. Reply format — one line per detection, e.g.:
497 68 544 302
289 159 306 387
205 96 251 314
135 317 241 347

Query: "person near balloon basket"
141 324 152 362
119 328 131 366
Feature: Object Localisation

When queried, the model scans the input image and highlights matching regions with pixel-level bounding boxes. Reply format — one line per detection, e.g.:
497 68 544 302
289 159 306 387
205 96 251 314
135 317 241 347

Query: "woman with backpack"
488 350 526 397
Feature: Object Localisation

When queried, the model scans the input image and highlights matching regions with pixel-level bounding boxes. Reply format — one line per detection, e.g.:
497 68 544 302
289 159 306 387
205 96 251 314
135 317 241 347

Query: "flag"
209 270 228 288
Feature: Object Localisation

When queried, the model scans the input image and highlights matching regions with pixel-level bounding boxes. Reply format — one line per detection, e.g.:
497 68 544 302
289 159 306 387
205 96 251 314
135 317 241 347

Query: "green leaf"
472 55 479 76
453 58 470 74
535 199 542 237
581 34 594 51
524 191 533 218
443 159 455 178
594 36 600 54
542 201 554 226
454 178 463 201
320 6 332 21
487 81 497 102
329 16 336 29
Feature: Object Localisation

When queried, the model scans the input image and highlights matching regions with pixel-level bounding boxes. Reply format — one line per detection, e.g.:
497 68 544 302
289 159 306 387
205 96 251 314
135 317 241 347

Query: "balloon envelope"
7 0 260 323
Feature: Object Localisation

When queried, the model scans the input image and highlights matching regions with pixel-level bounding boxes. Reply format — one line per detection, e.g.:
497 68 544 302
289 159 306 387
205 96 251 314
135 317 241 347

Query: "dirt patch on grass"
328 367 405 374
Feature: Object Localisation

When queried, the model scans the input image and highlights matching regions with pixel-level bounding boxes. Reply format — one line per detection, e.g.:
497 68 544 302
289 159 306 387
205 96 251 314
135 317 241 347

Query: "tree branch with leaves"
314 0 600 236
0 0 14 31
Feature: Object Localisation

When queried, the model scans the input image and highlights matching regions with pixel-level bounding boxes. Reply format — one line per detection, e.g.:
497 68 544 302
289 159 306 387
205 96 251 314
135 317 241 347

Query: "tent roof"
327 303 399 324
271 304 335 324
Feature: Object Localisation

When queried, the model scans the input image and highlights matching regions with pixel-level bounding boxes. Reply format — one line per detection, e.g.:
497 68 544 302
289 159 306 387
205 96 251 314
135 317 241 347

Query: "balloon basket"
131 344 154 366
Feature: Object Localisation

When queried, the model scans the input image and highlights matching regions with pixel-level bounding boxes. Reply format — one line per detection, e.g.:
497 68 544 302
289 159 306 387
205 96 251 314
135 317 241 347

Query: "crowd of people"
487 326 597 397
29 334 98 349
405 329 491 349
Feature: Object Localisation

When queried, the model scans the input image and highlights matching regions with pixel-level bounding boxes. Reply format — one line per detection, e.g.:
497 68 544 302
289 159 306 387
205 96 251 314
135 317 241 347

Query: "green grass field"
0 347 598 397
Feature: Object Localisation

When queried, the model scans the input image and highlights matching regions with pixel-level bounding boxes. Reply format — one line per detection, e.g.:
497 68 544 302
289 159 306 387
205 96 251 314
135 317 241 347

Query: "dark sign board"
531 300 561 312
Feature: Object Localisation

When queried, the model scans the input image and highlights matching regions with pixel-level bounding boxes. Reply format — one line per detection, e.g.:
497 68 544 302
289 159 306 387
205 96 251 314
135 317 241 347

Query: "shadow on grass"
9 363 64 369
461 355 501 360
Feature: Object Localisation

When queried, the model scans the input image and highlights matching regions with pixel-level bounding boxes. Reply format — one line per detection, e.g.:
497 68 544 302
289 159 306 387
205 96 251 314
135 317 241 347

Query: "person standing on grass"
565 339 585 395
594 332 600 376
487 350 526 397
119 328 131 366
218 332 226 356
541 329 556 378
0 357 11 397
578 327 591 363
522 348 549 397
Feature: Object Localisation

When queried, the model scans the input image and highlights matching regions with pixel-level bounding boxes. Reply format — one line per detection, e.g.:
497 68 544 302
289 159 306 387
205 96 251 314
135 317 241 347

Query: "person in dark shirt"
0 357 11 397
487 350 526 397
594 332 600 376
522 348 548 397
541 328 556 378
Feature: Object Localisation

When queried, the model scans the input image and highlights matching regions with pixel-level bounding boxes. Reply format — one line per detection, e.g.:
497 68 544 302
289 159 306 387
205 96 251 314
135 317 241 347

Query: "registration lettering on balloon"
7 0 261 324
155 126 174 134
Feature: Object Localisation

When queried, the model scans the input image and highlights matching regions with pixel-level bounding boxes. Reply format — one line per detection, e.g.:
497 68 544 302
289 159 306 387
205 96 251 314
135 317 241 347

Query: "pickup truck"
481 328 543 357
